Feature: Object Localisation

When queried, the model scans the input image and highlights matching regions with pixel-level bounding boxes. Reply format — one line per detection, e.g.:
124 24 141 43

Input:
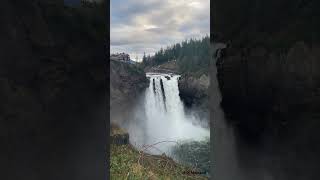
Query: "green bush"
171 138 210 176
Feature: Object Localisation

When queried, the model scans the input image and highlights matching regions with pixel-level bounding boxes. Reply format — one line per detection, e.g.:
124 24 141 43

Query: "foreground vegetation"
110 144 208 180
171 138 210 177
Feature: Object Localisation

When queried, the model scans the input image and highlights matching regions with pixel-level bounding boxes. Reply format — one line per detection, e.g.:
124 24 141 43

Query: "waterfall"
126 73 209 156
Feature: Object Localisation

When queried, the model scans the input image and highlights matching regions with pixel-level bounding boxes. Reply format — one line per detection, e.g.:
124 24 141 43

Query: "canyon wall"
178 73 209 126
110 60 148 125
212 0 320 179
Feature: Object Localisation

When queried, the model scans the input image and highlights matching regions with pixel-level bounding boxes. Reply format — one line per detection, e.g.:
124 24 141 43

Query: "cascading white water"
126 73 209 155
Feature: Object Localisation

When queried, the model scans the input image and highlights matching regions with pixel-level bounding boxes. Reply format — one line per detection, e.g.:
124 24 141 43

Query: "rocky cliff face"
213 0 320 179
2 1 106 179
178 73 209 126
110 60 148 125
178 74 209 106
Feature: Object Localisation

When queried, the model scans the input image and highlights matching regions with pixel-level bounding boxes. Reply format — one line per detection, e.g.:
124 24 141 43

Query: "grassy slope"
110 144 208 180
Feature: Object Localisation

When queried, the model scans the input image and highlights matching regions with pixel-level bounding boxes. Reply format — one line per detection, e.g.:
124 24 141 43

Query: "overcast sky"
110 0 210 61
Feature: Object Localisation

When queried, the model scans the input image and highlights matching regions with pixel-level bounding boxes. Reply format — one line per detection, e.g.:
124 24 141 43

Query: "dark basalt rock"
177 73 209 126
153 79 156 93
178 74 209 108
160 79 167 110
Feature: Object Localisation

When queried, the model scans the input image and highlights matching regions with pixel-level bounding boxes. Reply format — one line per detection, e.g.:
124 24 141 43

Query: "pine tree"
142 52 147 64
148 36 211 73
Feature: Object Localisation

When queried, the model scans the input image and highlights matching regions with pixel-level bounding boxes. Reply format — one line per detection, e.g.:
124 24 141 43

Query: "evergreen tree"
146 35 211 74
142 52 147 64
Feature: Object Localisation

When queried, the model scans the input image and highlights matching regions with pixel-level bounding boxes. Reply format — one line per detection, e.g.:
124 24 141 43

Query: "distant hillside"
142 36 211 76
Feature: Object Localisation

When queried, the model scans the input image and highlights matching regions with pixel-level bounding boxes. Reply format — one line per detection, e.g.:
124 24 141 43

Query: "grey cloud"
111 0 209 61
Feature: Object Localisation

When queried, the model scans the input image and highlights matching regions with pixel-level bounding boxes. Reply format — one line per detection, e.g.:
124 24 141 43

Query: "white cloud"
110 0 209 61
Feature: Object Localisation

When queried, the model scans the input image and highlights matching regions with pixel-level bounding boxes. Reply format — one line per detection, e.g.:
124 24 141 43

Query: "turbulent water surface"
124 73 209 159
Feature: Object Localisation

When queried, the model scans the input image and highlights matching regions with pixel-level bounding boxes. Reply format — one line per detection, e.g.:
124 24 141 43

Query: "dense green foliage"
143 36 211 74
171 138 210 177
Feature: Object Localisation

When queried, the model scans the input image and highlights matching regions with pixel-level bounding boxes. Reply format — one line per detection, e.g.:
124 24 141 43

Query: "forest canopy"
142 36 211 74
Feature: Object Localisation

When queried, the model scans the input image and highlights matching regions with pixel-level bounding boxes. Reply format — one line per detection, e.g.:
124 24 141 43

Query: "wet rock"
153 79 156 93
160 79 166 109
